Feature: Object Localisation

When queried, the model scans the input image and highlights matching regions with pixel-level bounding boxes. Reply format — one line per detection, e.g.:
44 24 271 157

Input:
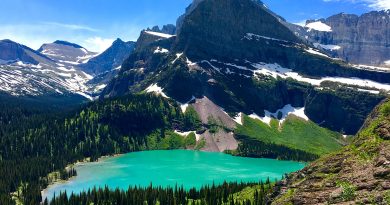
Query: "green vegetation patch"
236 114 343 156
336 181 356 201
185 132 197 147
195 138 206 150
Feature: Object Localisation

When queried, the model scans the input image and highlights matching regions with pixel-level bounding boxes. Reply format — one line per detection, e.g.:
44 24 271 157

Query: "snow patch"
252 62 390 92
244 33 289 43
179 96 196 113
75 91 93 101
234 113 243 125
58 60 80 65
305 21 332 32
305 48 330 58
357 88 380 94
57 72 72 77
80 48 88 54
174 130 201 141
145 31 175 38
57 67 76 72
76 53 99 64
172 53 183 64
186 58 196 66
353 64 390 72
81 71 93 80
95 84 107 91
154 47 169 54
250 105 308 126
145 83 169 98
313 43 341 51
249 113 272 126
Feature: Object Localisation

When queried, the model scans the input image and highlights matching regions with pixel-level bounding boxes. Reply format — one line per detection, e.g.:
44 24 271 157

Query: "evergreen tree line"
234 135 319 161
46 181 273 205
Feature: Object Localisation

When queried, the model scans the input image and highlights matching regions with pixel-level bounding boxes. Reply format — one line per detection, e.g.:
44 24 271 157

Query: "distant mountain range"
0 38 136 100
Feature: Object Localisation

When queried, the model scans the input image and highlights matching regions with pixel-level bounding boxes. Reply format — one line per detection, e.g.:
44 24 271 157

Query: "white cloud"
84 37 115 53
324 0 390 10
369 0 390 10
43 22 100 32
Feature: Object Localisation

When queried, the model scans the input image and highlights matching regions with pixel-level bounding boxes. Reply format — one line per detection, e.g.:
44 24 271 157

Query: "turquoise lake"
42 150 305 200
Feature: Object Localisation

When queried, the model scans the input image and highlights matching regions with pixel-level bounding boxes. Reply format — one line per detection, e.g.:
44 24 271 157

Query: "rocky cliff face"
0 39 50 65
296 10 390 67
272 99 390 204
174 0 301 61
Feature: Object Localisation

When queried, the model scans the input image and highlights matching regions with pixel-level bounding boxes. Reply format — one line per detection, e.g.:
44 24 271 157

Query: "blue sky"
0 0 388 52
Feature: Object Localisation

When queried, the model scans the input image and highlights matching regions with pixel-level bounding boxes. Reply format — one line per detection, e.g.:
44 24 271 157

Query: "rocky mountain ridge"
292 10 390 68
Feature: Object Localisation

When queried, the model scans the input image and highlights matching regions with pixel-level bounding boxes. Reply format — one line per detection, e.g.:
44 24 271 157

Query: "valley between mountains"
0 0 390 204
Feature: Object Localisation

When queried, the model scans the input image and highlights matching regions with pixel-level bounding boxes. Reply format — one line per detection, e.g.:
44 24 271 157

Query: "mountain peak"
80 38 135 75
53 40 84 49
0 39 17 44
174 0 301 61
147 24 176 35
112 38 125 45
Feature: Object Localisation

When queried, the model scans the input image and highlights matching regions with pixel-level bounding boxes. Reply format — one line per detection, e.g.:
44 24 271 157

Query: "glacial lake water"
42 150 305 200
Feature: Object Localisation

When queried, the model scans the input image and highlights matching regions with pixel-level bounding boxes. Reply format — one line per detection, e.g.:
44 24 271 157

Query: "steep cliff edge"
272 99 390 204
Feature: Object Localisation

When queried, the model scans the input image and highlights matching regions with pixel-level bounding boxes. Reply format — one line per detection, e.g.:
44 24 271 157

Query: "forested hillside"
0 94 201 204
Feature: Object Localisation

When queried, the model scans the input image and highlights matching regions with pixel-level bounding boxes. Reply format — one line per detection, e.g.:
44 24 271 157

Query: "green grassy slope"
271 100 390 204
235 114 344 156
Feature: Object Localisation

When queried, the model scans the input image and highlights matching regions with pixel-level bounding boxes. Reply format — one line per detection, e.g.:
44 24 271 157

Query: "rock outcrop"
148 24 177 35
0 39 50 65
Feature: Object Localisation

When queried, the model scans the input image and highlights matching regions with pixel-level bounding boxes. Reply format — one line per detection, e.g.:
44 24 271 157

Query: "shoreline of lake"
41 150 305 201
